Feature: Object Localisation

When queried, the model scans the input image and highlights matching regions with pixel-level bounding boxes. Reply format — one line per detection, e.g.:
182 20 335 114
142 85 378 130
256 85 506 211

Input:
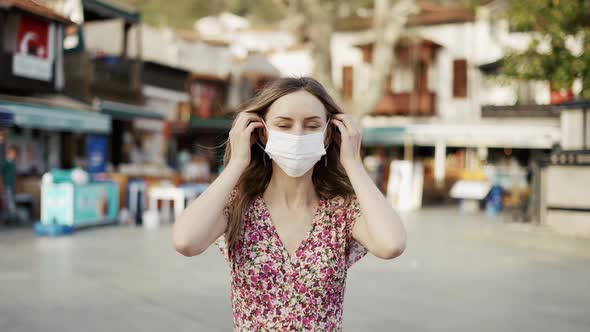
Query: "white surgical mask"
258 119 330 177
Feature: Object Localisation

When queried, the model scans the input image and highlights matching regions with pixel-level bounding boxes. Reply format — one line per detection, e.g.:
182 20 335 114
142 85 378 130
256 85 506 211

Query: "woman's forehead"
267 90 327 120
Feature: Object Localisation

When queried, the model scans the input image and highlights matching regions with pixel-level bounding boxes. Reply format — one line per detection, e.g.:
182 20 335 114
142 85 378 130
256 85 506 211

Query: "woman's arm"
331 114 406 259
344 161 406 259
172 163 244 256
172 113 263 257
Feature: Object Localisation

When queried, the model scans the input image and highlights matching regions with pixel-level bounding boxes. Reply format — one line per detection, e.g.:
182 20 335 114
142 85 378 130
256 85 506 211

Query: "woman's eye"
277 125 289 129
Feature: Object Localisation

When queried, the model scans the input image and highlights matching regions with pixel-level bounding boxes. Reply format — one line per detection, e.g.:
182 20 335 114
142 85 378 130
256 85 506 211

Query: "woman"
172 77 406 331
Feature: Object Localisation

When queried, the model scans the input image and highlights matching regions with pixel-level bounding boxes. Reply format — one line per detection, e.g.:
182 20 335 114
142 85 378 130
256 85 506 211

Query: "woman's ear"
257 126 268 145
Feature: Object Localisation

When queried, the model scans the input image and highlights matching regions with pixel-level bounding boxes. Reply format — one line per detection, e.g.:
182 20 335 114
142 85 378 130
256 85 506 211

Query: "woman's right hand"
227 112 264 171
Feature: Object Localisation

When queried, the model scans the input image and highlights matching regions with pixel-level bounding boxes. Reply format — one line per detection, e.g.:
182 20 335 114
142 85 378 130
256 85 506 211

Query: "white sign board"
13 54 52 81
450 180 491 200
386 160 424 211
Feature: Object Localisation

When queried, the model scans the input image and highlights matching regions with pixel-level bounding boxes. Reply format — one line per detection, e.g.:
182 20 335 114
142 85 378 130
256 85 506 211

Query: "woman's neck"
264 165 317 208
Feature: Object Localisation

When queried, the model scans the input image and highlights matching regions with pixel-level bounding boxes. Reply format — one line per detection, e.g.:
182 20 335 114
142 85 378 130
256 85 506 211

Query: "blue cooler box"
41 182 119 227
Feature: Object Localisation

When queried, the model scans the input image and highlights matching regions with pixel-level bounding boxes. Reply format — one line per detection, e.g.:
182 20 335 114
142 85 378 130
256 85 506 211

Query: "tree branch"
353 0 419 117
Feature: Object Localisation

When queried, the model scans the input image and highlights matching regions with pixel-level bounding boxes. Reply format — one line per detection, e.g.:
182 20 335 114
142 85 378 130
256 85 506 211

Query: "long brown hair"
223 77 355 252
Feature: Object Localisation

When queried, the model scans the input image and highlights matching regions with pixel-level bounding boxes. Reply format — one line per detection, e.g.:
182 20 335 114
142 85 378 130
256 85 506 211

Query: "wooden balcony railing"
64 52 143 104
481 105 559 118
373 91 436 116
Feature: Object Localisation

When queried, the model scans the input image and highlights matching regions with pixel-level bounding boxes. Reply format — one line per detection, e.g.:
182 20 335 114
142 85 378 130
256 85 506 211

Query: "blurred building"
127 24 233 173
317 2 562 211
0 0 112 218
66 6 283 178
536 102 590 236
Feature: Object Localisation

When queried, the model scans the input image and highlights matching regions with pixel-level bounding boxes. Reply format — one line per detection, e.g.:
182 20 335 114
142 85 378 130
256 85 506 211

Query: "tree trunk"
352 0 418 117
308 16 337 98
298 1 340 101
285 0 418 116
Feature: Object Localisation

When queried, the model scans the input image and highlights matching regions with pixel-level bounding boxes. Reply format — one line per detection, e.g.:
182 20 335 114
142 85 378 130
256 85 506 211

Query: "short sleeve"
215 189 238 262
345 196 368 269
215 234 230 262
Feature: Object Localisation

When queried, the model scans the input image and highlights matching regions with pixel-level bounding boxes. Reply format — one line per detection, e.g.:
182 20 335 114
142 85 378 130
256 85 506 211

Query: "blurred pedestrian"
1 146 17 224
172 77 406 331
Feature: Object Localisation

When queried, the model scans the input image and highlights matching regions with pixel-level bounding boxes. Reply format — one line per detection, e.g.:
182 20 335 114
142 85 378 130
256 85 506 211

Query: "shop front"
0 95 111 221
98 99 178 222
173 73 233 180
361 117 560 212
99 99 168 171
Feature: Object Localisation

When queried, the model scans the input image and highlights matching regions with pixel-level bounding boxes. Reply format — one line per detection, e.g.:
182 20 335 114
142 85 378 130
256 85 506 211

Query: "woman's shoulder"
323 194 358 210
224 189 264 215
225 189 263 206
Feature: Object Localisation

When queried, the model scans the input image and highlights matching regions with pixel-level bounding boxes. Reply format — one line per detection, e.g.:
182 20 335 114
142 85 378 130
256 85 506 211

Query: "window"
453 59 467 98
342 66 353 99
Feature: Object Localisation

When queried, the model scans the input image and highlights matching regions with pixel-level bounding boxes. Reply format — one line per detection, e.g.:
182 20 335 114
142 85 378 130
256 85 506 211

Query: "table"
148 184 208 221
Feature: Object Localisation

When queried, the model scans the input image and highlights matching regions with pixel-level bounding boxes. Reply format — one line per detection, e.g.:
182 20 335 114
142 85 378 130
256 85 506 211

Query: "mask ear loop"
256 140 268 166
323 117 332 167
256 119 270 166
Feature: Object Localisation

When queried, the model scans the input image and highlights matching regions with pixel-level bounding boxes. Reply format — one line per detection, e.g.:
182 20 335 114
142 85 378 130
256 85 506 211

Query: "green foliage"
136 0 376 29
137 0 227 28
136 0 288 29
500 0 590 98
227 0 287 25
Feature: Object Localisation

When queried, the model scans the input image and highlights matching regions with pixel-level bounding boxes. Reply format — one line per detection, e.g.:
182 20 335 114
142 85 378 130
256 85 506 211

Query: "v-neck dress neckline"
257 195 324 263
215 190 369 331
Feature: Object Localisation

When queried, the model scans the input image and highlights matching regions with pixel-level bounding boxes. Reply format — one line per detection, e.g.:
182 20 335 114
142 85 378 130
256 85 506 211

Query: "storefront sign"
13 54 52 81
87 135 107 173
386 160 424 211
0 109 14 126
12 15 54 81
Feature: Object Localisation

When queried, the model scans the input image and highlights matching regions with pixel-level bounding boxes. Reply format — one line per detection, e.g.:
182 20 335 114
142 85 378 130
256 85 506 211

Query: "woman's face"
264 90 328 136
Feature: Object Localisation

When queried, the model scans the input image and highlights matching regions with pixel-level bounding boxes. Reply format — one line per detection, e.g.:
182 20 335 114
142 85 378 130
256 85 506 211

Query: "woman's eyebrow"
274 116 321 121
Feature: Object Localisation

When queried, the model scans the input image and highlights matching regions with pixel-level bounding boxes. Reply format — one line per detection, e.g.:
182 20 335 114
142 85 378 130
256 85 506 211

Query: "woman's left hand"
331 113 363 171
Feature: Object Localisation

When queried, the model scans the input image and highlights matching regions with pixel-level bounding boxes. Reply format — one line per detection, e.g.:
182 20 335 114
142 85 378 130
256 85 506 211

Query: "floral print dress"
215 191 368 331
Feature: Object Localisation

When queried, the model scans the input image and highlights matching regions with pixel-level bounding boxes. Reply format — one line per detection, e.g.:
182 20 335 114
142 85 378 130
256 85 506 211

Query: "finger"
231 116 261 138
331 119 348 136
235 112 262 130
240 113 262 128
245 122 264 145
244 121 264 136
331 113 350 122
333 114 358 133
333 117 361 140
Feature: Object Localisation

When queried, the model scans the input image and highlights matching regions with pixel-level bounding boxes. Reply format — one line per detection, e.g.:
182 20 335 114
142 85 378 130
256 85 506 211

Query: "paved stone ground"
1 207 589 332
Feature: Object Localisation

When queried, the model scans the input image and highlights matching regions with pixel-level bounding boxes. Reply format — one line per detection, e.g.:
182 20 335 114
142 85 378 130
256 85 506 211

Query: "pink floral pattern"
216 191 368 331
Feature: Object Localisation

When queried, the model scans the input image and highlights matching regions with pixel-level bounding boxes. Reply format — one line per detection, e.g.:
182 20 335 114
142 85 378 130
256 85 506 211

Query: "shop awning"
190 117 233 130
83 0 140 24
362 119 561 149
0 100 111 133
362 127 407 145
100 100 164 121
